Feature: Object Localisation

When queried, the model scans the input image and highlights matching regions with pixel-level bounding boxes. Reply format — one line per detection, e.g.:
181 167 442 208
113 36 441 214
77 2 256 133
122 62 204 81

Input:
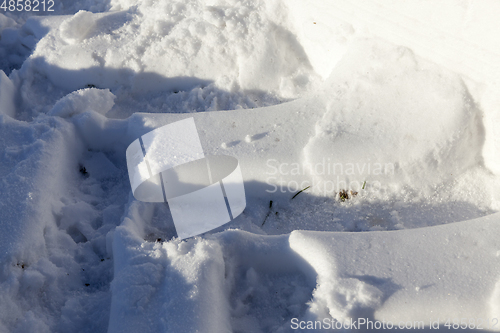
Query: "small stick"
291 186 311 200
261 200 273 226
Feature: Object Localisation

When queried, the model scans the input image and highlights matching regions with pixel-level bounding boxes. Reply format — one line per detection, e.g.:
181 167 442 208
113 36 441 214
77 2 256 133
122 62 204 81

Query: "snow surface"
1 0 500 332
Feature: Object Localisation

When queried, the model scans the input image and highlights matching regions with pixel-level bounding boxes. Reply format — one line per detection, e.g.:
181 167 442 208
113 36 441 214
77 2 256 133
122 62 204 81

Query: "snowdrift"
1 0 500 332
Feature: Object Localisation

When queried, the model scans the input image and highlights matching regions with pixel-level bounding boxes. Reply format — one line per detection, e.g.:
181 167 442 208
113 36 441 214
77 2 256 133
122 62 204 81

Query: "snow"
59 11 97 44
289 213 500 324
304 40 482 192
1 0 500 332
48 88 116 118
0 70 15 117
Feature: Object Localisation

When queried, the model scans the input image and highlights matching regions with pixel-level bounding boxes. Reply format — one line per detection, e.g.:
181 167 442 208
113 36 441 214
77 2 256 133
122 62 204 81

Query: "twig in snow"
291 185 311 200
261 200 273 226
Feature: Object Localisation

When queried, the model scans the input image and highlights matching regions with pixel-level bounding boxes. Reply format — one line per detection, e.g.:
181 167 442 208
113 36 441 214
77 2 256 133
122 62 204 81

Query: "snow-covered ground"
1 0 500 332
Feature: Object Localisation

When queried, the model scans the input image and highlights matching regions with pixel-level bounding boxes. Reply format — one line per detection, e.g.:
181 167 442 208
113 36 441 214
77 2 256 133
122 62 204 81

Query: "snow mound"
304 40 483 193
107 198 230 333
289 212 500 325
26 0 320 98
48 88 115 118
59 11 97 44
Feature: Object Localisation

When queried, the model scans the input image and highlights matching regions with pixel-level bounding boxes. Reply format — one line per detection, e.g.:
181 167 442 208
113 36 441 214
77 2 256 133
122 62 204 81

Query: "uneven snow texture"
304 40 483 191
59 10 97 44
1 0 500 332
289 213 500 325
19 0 320 119
48 88 116 118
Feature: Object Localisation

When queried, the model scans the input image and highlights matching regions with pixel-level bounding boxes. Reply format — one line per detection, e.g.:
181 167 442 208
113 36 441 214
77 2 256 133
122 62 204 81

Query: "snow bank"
0 115 78 265
1 0 500 332
0 115 85 332
289 212 500 325
286 0 500 180
304 40 483 192
109 200 231 333
24 0 319 99
107 212 500 331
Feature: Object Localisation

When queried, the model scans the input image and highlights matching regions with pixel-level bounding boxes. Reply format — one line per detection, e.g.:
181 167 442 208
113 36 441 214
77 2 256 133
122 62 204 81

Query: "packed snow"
1 0 500 332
